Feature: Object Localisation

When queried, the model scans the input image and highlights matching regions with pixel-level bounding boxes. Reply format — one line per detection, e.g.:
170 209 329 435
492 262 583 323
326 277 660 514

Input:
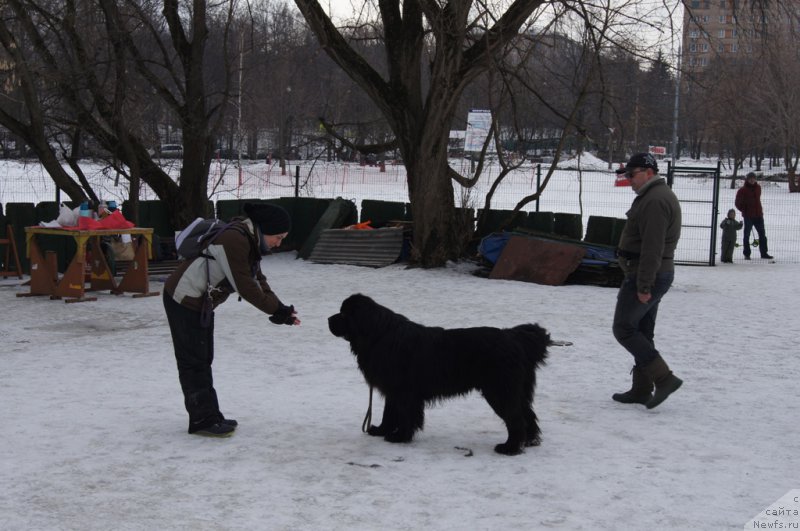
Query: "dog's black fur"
328 293 550 455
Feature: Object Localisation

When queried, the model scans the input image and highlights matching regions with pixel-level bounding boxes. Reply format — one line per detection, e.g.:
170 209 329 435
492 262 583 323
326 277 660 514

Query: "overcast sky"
317 0 684 64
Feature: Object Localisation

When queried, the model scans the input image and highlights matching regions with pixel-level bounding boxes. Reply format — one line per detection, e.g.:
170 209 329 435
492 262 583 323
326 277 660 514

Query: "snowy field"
1 156 799 529
1 251 799 530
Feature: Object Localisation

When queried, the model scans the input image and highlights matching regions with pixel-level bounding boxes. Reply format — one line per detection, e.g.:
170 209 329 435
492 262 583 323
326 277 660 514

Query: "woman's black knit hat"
243 203 291 235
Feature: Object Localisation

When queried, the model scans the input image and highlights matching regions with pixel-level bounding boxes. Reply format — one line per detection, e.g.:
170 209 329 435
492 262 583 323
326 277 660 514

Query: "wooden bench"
116 258 181 277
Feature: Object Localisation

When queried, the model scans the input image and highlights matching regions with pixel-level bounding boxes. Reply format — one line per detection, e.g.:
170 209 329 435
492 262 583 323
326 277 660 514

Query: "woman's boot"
612 365 653 405
643 355 683 409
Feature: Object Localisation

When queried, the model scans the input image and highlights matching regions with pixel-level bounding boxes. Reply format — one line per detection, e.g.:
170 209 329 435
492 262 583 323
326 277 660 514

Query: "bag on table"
110 238 136 261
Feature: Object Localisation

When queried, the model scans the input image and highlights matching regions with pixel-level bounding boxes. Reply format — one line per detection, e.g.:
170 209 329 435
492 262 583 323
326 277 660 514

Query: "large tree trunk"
404 145 460 266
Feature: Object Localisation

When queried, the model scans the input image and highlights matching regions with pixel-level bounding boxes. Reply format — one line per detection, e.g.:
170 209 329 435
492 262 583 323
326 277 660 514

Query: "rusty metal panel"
309 227 404 267
489 235 586 286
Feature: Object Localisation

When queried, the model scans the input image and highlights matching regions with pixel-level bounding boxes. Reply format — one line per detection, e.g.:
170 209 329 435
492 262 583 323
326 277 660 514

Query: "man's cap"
243 203 292 235
746 172 757 180
615 152 659 174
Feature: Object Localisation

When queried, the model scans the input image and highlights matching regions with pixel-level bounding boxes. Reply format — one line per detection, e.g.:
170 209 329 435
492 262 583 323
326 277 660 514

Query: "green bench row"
0 198 624 272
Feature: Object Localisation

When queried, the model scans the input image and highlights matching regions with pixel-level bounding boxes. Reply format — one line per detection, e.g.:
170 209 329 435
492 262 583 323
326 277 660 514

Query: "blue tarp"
479 231 617 266
477 232 512 264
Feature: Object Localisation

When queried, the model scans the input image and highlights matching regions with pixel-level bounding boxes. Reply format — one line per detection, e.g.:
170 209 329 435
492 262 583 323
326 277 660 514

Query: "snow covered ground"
1 250 798 530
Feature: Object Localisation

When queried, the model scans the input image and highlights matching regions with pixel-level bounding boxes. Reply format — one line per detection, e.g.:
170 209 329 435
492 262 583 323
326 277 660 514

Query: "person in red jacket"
735 172 774 260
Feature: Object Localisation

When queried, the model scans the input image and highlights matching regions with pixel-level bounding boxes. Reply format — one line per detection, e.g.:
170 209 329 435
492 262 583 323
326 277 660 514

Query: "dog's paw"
525 436 542 447
367 425 387 437
384 431 413 443
494 442 524 456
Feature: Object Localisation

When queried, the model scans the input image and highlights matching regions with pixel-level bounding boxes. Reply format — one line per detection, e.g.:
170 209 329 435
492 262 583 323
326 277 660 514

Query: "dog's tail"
510 323 550 366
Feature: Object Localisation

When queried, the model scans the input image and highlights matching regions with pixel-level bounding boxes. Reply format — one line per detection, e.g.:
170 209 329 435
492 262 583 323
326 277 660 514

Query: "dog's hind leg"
495 416 526 455
521 374 541 446
522 406 541 447
484 391 526 455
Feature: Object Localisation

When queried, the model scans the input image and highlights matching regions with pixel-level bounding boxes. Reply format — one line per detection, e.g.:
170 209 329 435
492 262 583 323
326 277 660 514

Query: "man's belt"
616 248 640 259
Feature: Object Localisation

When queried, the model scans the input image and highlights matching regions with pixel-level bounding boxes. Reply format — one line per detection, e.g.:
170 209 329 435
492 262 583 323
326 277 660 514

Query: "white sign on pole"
464 110 492 152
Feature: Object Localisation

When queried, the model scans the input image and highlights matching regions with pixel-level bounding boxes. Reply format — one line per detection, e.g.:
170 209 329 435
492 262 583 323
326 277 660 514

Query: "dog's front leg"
383 397 423 443
367 399 398 437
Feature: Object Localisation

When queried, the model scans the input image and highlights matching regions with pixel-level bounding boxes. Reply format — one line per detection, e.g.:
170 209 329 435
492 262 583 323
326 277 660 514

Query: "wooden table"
18 227 160 303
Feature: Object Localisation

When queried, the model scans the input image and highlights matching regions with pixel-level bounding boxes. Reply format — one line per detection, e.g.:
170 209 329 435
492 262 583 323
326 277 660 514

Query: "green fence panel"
522 211 555 233
34 202 76 271
585 215 627 247
298 197 358 260
5 202 37 272
360 200 409 224
215 199 249 221
142 200 175 237
120 200 172 236
476 209 528 239
585 215 615 245
35 201 62 223
291 198 333 251
610 218 627 248
553 213 583 240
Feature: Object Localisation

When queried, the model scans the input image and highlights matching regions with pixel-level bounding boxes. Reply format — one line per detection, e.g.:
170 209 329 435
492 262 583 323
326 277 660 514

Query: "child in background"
720 208 743 263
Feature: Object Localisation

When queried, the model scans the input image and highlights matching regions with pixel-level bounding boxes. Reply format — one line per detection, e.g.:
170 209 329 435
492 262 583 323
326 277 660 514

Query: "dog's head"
328 293 384 341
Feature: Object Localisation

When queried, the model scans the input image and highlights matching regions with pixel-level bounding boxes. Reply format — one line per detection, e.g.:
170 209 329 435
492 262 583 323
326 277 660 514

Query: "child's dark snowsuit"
720 217 743 262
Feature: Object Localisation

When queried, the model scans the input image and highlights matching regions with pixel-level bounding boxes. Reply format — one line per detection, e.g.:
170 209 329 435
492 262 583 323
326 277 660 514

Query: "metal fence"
1 158 798 264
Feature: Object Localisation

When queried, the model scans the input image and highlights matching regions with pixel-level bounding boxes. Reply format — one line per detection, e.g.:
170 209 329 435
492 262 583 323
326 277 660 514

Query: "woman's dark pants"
163 293 223 433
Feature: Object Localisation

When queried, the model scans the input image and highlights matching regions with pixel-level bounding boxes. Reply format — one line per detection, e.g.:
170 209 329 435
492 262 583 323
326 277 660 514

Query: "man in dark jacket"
611 153 683 409
735 172 773 260
163 203 299 437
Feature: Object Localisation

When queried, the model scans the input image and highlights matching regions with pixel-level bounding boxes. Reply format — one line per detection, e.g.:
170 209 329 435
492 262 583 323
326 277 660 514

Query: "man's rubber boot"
643 355 683 409
193 422 235 438
612 365 653 405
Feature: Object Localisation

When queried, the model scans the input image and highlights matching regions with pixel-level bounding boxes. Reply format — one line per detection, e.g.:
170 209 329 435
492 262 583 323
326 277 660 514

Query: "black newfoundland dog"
328 294 550 455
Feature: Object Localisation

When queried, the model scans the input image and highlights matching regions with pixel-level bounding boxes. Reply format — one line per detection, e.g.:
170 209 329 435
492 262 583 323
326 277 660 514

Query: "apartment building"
682 0 796 72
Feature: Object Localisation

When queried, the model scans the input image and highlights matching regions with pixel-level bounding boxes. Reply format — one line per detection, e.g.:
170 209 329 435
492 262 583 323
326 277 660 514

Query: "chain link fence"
2 158 798 264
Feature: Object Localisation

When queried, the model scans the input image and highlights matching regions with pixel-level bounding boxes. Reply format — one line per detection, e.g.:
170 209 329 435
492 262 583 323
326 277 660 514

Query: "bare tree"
0 16 87 202
294 0 551 266
753 8 800 191
295 0 692 265
0 0 239 227
701 57 761 187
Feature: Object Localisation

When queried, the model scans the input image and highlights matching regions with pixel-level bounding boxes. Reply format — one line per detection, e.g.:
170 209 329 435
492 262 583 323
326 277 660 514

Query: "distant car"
214 148 248 160
265 150 302 161
158 144 183 158
528 154 554 164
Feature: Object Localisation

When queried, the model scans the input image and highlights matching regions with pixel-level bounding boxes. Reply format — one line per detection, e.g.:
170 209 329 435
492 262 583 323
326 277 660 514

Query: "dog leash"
361 385 373 433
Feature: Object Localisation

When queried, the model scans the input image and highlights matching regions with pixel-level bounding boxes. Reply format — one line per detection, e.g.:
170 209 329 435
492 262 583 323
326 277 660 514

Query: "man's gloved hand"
269 304 297 325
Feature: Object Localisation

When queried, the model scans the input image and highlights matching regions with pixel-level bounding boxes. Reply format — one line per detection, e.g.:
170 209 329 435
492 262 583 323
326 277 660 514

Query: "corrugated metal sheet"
309 227 404 267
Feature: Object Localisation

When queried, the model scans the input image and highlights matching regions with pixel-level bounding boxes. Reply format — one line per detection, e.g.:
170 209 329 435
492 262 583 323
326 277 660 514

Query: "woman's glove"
269 304 297 325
